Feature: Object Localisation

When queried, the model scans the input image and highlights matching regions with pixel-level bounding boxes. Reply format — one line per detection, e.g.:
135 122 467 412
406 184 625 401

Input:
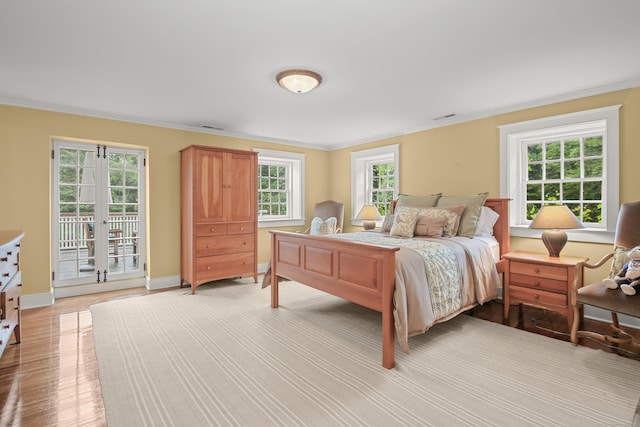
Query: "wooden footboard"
269 198 510 369
270 231 399 368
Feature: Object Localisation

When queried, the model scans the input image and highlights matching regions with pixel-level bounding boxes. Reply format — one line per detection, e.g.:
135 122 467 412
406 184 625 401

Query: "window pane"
583 181 602 201
544 183 560 200
545 141 561 160
526 183 541 201
564 160 581 178
562 182 580 200
564 139 580 159
545 162 560 180
528 164 543 180
528 144 542 162
583 203 602 223
584 136 603 156
584 158 602 178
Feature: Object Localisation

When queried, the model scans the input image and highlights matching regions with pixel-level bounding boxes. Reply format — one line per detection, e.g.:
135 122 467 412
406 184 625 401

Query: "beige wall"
334 87 640 285
0 105 330 297
2 86 638 298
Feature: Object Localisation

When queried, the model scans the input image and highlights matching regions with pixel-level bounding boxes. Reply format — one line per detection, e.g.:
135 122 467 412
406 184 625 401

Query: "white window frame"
255 148 305 228
500 105 620 244
351 144 399 227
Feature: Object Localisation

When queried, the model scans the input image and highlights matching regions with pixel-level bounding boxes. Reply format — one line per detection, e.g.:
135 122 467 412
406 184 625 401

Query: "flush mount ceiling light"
276 69 322 94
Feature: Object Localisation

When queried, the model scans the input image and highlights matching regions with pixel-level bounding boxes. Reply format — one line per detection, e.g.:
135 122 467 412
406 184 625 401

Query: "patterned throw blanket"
326 232 499 353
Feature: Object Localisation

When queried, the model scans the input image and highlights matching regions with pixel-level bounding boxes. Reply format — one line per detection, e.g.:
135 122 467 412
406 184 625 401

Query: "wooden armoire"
180 145 258 294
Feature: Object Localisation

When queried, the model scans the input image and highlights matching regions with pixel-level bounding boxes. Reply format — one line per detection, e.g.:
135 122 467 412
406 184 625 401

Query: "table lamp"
356 205 382 230
529 205 584 257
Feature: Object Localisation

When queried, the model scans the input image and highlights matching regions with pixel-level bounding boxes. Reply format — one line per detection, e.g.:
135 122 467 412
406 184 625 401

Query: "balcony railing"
59 214 139 249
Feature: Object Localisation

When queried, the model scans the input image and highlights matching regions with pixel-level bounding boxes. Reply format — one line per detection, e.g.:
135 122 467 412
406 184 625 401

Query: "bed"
268 197 510 369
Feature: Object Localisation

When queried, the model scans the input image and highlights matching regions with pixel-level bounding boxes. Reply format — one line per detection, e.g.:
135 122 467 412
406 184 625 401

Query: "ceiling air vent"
433 113 456 120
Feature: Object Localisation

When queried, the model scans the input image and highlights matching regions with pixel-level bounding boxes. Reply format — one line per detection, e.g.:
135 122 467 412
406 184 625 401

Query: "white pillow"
475 207 500 237
309 217 338 235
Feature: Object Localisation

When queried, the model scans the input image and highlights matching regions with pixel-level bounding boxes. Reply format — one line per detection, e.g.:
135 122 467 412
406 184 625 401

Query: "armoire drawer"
196 223 228 236
196 235 255 257
196 252 255 280
228 222 255 235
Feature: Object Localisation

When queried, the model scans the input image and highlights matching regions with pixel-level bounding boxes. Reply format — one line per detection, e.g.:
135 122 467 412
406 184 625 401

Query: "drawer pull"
534 281 540 287
206 266 211 270
2 325 9 329
533 294 539 299
2 273 9 277
8 297 13 302
6 251 11 256
0 257 7 262
210 228 215 232
534 268 540 273
14 307 19 311
240 227 245 231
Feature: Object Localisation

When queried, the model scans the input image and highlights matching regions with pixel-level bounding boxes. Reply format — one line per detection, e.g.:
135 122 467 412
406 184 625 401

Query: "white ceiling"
2 1 639 150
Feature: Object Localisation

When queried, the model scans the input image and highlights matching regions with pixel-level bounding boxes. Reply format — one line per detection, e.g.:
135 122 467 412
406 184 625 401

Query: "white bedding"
325 232 500 353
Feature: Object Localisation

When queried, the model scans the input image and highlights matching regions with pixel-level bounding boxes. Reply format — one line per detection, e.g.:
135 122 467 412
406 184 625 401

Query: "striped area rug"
91 279 640 426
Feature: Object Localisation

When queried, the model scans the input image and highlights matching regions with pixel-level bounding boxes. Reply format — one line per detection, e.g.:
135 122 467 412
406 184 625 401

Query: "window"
351 145 399 226
500 105 620 243
255 149 304 228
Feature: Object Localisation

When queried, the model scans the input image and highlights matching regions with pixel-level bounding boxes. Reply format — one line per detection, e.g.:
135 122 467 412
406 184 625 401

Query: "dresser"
180 145 258 294
503 251 588 331
0 230 24 358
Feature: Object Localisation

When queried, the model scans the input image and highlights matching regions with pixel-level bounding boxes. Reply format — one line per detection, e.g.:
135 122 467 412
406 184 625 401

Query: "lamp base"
362 220 376 230
541 229 568 257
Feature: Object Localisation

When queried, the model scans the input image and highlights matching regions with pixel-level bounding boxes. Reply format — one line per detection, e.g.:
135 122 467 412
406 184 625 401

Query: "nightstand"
503 251 588 331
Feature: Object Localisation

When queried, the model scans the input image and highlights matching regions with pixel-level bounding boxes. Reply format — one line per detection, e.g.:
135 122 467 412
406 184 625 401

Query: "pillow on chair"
310 217 338 235
609 245 632 279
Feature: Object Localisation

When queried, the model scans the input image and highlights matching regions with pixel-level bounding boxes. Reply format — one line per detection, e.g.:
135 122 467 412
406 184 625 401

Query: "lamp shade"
529 205 584 257
276 69 322 93
356 205 382 230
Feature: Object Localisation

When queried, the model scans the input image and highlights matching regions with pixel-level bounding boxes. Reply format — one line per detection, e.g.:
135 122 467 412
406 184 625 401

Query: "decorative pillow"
475 206 500 237
390 207 421 238
609 245 631 279
414 207 460 237
309 217 338 235
414 215 447 238
381 214 394 232
395 193 441 209
437 193 489 238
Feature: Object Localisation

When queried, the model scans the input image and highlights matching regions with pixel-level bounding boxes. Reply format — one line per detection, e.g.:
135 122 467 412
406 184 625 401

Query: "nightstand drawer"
510 261 568 281
510 273 568 294
509 285 567 308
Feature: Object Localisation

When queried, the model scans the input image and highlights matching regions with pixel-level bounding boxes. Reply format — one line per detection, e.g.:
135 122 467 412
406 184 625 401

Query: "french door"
52 140 146 288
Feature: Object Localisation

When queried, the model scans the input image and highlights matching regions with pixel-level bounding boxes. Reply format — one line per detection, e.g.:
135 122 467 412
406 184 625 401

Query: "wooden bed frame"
269 198 511 369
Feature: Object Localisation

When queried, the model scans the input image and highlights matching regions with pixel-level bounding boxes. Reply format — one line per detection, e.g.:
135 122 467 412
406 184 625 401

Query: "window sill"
510 225 614 245
258 218 305 228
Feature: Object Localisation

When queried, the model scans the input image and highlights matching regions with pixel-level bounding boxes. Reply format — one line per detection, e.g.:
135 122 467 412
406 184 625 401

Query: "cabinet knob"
6 251 11 256
240 227 244 231
0 257 7 262
533 294 539 299
8 297 13 302
534 268 540 273
210 228 215 232
2 325 9 329
206 266 211 270
534 281 540 287
2 273 9 277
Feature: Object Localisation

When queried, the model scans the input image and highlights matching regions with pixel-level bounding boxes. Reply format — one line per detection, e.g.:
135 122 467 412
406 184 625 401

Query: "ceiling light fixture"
276 69 322 94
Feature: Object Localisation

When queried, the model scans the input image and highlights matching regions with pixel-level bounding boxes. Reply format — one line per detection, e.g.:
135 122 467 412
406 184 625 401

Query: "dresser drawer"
510 261 568 281
509 285 567 308
196 223 228 236
228 222 254 235
510 273 567 294
196 252 255 280
0 244 19 288
1 271 20 323
196 235 255 257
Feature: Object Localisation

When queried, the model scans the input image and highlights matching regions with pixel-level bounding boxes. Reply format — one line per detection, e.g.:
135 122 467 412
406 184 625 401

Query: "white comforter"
326 232 500 353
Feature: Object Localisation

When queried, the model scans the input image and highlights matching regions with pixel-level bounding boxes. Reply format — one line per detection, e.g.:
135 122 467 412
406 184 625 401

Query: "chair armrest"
581 252 614 270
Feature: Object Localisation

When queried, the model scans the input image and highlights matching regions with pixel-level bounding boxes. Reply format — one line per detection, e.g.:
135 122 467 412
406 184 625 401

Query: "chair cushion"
577 282 640 318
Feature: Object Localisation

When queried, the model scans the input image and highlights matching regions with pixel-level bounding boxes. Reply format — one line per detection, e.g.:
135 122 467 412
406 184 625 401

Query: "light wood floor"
1 285 638 426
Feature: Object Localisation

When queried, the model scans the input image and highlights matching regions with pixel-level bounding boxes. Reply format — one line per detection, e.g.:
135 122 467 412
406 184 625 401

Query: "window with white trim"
351 145 399 226
500 105 620 243
255 149 305 228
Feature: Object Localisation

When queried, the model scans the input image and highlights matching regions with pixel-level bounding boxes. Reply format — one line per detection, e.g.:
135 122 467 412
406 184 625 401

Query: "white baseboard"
147 275 181 290
21 292 55 310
